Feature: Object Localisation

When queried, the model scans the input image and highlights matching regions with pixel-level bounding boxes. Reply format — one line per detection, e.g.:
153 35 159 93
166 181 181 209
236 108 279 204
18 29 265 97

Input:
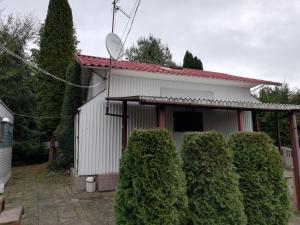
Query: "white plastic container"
86 177 96 193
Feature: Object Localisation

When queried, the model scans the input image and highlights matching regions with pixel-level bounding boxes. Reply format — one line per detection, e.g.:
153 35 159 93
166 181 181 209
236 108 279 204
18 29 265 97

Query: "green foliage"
56 62 82 168
13 141 48 164
181 131 247 225
228 132 291 225
0 14 47 164
115 129 188 225
37 0 76 135
126 34 175 66
258 84 290 147
183 50 203 70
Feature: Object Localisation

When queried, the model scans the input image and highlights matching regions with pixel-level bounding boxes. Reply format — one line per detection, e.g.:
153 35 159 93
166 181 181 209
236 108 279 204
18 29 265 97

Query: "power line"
14 113 72 119
120 0 139 40
122 0 141 47
0 44 103 89
116 0 141 59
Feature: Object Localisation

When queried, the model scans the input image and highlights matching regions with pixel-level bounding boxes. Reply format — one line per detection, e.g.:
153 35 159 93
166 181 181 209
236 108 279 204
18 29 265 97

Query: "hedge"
228 132 291 225
181 131 247 225
115 129 188 225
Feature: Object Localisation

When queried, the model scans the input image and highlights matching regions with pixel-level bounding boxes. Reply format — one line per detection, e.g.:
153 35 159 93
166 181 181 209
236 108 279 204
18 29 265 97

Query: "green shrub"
181 131 247 225
13 141 48 165
115 129 188 225
228 132 291 225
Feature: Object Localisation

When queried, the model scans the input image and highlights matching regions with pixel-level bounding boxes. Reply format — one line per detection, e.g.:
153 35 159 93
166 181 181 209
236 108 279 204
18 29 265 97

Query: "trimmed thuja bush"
115 129 188 225
229 132 291 225
181 131 247 225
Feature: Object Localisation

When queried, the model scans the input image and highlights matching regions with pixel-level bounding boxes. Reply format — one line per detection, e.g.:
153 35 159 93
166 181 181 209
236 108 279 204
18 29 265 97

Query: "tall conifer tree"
183 50 203 70
37 0 75 136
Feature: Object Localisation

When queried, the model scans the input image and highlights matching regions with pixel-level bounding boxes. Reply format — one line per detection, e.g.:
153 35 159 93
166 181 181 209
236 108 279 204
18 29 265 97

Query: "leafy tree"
55 62 82 168
0 14 47 163
37 0 76 136
181 131 247 225
183 50 203 70
115 129 188 225
258 84 290 147
126 34 175 66
229 132 291 225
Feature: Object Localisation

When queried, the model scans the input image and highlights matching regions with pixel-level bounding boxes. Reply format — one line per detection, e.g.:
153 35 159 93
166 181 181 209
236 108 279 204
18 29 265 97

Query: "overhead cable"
0 44 103 89
14 113 72 119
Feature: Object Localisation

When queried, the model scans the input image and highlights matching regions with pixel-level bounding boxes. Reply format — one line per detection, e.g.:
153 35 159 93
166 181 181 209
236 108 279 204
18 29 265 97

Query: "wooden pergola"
107 95 300 210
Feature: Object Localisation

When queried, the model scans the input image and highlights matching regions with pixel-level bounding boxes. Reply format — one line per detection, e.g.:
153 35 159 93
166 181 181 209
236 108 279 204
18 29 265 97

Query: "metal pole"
237 110 244 131
252 111 259 131
106 0 117 115
289 111 300 210
275 112 282 152
122 100 128 154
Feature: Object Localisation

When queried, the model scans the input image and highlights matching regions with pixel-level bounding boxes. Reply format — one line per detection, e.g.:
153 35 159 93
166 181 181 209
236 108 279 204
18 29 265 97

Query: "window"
0 120 13 147
173 112 203 132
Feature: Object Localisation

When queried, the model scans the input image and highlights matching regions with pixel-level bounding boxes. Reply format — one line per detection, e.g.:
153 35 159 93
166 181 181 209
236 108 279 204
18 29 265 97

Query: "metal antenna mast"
106 0 118 115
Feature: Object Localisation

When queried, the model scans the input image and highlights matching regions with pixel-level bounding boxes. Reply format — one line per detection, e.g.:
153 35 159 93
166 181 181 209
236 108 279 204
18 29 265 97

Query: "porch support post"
289 111 300 210
122 100 128 154
157 106 166 128
252 111 259 131
237 110 244 131
275 112 282 152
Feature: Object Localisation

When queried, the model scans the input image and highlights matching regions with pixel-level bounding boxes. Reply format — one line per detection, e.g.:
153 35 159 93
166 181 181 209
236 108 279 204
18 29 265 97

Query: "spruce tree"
183 50 203 70
183 51 194 68
37 0 75 136
56 62 82 168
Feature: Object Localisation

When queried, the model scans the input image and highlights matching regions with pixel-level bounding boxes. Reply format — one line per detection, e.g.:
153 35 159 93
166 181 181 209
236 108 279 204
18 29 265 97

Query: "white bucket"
86 177 96 193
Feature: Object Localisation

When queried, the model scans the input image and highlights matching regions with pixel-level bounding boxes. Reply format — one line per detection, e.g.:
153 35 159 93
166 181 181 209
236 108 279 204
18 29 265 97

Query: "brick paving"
3 164 114 225
1 164 300 225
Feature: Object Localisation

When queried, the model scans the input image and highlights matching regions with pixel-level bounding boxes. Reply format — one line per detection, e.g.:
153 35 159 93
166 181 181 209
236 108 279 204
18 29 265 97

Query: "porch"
107 95 300 210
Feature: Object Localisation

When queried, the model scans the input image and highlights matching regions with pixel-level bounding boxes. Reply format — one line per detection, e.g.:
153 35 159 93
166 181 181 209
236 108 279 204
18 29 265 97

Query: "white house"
0 100 13 193
73 54 300 204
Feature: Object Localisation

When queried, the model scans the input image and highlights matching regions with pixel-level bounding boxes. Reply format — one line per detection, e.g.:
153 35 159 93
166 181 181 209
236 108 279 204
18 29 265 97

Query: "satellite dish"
1 117 10 123
105 33 124 60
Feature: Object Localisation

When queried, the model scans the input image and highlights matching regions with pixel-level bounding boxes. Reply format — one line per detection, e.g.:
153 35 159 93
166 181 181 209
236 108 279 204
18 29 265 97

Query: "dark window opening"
173 111 203 132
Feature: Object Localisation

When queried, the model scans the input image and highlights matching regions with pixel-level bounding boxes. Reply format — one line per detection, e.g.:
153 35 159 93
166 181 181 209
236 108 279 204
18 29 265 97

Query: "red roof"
76 54 281 86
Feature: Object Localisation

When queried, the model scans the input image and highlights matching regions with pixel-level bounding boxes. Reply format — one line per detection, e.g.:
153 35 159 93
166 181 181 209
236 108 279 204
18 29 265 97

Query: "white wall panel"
109 74 258 102
78 73 255 176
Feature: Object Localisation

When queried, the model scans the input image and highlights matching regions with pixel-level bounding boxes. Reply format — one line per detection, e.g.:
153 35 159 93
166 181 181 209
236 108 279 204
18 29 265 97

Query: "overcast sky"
2 0 300 88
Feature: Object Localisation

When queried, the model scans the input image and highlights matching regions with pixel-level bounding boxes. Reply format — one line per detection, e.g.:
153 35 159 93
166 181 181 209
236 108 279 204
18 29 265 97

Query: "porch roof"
106 95 300 112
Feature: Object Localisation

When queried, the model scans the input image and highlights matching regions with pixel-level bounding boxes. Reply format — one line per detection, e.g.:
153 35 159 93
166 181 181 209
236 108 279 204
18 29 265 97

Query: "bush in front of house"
228 132 291 225
181 131 247 225
115 129 188 225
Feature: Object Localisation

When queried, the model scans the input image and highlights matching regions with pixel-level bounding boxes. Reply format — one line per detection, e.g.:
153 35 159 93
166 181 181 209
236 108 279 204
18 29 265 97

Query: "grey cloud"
2 0 300 87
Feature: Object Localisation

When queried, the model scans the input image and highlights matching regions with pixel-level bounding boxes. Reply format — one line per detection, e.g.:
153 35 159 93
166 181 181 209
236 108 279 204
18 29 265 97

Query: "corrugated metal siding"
0 148 12 184
77 94 122 175
76 73 255 176
0 103 13 185
86 72 106 101
110 74 258 102
77 97 253 175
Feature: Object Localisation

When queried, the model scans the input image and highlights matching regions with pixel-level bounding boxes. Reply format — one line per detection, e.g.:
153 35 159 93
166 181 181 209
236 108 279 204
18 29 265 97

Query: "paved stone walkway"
2 164 300 224
3 164 114 225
